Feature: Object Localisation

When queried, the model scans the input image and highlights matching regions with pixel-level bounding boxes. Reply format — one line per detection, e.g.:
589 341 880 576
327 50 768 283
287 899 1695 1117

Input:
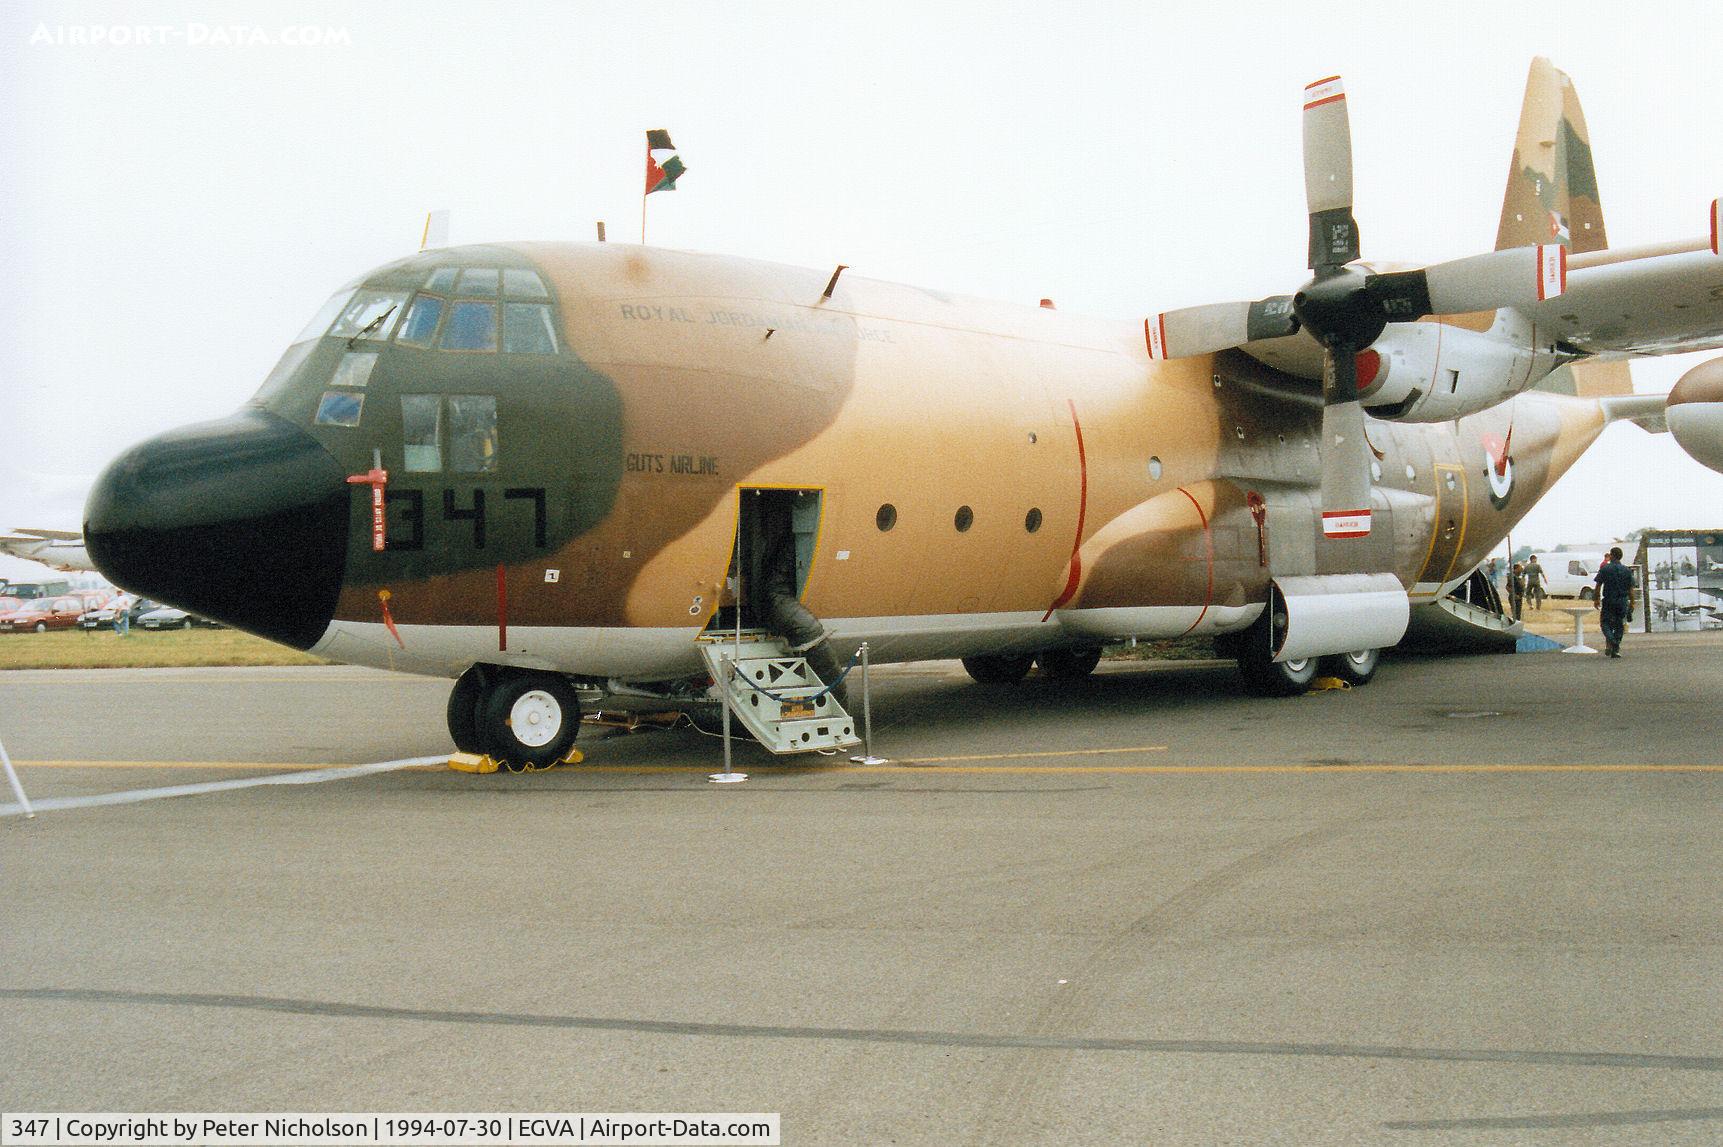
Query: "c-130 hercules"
85 59 1723 767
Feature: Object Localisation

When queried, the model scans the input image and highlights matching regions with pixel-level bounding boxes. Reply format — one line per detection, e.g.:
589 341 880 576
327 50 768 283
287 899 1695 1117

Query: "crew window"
396 295 445 348
502 268 550 298
440 301 498 351
293 289 356 344
401 395 442 471
329 351 379 389
503 303 558 353
314 391 364 427
426 267 459 292
456 268 501 297
329 290 409 341
448 395 498 473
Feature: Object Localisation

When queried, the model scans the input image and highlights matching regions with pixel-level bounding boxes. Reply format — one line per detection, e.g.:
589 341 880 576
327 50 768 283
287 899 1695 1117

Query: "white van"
1527 551 1610 599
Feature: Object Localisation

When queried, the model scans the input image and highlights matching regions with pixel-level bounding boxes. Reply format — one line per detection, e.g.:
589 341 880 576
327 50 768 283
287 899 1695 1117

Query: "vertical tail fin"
1498 57 1631 398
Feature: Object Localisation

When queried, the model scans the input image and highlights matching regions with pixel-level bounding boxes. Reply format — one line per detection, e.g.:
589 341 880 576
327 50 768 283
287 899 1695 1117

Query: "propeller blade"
1319 349 1372 538
1303 76 1359 270
1367 244 1567 319
1147 297 1298 359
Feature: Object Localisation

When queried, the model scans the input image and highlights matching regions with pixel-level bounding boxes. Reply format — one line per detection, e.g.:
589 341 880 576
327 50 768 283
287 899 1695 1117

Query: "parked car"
79 597 162 630
0 596 87 633
137 605 221 630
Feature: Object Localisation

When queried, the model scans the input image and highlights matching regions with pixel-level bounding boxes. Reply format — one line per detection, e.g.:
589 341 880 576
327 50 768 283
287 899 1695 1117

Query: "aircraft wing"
1522 238 1723 358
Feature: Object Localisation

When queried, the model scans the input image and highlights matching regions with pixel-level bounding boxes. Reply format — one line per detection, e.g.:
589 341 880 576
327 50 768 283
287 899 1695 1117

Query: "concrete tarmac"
3 636 1722 1144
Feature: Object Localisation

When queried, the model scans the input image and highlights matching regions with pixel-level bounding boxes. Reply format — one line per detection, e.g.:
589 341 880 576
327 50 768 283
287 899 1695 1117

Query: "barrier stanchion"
1 734 35 819
849 642 888 765
709 654 747 783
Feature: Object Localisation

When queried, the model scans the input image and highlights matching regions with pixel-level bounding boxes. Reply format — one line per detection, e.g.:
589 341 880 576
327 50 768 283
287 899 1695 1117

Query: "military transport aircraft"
83 59 1723 767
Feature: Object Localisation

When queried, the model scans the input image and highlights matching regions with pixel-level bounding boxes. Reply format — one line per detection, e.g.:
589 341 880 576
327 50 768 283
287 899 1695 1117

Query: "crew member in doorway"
762 515 848 707
1593 546 1636 658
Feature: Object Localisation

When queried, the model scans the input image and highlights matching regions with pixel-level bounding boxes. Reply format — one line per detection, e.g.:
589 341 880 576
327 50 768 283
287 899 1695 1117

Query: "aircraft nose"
85 408 350 649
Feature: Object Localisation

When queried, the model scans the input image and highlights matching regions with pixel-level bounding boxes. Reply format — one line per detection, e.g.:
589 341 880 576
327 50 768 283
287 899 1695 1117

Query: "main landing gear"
447 665 582 769
961 647 1103 685
1219 604 1382 696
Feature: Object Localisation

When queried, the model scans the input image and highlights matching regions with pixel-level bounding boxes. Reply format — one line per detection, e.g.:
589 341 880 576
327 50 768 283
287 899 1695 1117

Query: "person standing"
1524 554 1548 610
1593 546 1636 658
1508 562 1526 620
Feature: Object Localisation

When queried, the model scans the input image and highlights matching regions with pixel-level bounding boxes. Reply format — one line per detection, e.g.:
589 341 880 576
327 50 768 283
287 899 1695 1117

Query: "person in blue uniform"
1593 546 1636 658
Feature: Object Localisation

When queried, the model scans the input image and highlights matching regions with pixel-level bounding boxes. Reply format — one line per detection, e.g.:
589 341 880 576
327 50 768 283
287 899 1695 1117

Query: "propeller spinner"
1146 75 1568 539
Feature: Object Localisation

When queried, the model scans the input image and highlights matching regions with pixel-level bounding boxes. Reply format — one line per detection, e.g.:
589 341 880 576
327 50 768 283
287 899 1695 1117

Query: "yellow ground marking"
14 760 443 771
15 759 1723 777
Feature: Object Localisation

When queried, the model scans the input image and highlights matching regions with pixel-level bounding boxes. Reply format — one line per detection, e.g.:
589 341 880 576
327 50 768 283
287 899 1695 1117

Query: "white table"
1558 605 1599 653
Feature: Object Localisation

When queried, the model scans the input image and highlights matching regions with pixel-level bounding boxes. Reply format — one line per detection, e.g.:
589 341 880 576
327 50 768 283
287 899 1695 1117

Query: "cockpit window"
293 289 356 344
314 391 364 427
440 301 498 351
401 395 442 471
502 268 550 298
455 268 501 297
330 352 379 388
329 290 409 341
395 295 445 348
503 303 558 353
426 267 458 292
449 395 498 473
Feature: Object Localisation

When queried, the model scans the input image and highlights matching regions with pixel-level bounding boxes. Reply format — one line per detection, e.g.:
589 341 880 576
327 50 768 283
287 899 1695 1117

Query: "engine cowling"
1357 322 1558 423
1667 357 1723 473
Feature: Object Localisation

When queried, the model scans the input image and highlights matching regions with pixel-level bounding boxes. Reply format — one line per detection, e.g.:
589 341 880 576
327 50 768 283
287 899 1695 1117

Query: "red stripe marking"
1042 399 1089 621
1304 75 1341 89
1174 487 1213 638
1713 199 1719 255
496 563 508 652
1302 93 1345 110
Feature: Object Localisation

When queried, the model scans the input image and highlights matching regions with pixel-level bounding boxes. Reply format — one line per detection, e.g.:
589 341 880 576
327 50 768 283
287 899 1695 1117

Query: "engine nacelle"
1357 322 1557 423
1668 357 1723 473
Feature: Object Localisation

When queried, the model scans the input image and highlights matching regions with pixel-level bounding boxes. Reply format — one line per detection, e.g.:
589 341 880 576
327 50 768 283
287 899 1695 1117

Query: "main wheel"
1233 593 1316 697
1318 648 1380 686
962 652 1035 685
481 672 581 769
446 666 488 753
1037 647 1102 680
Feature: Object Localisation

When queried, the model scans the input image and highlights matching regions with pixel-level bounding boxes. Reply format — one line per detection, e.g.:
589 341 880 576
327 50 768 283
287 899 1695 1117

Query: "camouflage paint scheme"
239 55 1627 681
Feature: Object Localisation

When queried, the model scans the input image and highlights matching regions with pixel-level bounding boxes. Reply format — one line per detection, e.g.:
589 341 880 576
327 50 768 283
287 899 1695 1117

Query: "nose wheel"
446 666 582 768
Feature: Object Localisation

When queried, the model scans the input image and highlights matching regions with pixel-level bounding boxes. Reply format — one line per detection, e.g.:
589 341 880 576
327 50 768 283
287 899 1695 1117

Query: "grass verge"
0 627 329 670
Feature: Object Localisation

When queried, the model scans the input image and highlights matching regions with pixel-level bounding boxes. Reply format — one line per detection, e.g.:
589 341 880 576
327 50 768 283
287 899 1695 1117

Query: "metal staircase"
698 635 860 755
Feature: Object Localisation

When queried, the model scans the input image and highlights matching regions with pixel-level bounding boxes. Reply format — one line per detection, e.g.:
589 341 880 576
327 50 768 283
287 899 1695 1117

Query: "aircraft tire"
446 666 488 754
481 672 581 769
1318 648 1380 686
962 653 1035 685
1238 652 1317 697
1037 647 1102 680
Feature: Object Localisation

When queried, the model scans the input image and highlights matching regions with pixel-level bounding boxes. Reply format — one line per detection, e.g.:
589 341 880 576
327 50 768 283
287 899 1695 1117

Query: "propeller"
1145 75 1569 538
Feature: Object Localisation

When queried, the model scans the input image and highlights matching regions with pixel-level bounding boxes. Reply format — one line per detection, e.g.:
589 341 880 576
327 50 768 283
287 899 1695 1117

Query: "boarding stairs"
698 634 861 755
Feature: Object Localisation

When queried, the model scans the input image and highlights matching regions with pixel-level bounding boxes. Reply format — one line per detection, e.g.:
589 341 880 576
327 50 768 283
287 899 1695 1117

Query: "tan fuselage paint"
328 243 1606 649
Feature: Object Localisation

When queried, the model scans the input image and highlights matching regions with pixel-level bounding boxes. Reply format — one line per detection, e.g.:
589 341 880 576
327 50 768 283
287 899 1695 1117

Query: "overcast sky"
6 0 1723 582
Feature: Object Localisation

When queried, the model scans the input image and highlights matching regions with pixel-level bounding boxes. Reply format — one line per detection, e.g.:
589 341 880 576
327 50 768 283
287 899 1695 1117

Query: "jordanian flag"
645 129 686 195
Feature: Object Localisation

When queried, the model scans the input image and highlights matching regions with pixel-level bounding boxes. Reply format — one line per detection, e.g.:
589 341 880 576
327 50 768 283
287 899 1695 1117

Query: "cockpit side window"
329 290 409 341
502 303 558 354
293 289 356 344
314 391 365 427
448 395 498 473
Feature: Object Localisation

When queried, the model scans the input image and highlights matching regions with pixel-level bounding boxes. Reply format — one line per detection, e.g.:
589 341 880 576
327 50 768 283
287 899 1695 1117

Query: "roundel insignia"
1481 432 1514 510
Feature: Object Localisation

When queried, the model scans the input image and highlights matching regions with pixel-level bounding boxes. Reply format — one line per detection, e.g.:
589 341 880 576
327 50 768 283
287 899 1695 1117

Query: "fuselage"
85 242 1607 682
